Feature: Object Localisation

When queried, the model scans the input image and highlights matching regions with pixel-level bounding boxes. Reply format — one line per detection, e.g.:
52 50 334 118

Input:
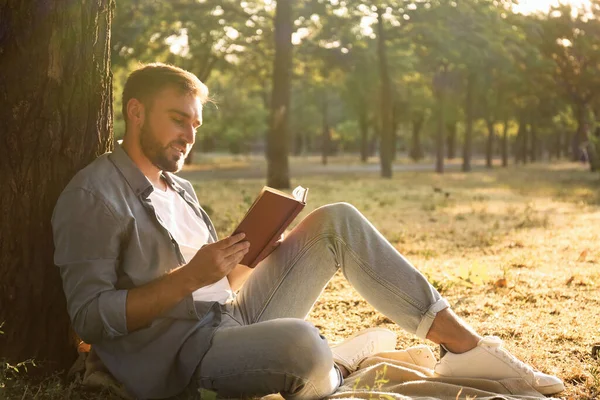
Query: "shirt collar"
161 172 185 194
109 144 153 199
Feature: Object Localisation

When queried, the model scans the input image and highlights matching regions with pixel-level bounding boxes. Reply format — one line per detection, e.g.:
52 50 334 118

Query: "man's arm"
126 234 249 332
53 188 249 342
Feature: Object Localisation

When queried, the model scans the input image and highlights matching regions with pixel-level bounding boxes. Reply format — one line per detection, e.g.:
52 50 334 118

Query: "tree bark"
446 122 457 159
376 7 393 178
502 120 509 167
266 0 292 188
410 113 425 162
0 1 114 373
462 73 474 172
486 119 494 168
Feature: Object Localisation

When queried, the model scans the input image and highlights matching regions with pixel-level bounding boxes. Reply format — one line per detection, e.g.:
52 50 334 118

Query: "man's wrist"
172 264 205 296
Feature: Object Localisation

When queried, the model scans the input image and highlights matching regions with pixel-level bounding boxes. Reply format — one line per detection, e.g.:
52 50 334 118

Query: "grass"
2 160 599 399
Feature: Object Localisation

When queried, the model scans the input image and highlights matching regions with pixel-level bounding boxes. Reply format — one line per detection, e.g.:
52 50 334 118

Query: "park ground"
2 157 599 399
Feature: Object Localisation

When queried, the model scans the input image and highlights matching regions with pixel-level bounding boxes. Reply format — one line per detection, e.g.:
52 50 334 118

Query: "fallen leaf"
566 275 575 285
494 278 508 288
577 249 589 262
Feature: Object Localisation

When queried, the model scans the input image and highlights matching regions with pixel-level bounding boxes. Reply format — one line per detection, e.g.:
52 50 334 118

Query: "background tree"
0 1 114 371
267 0 293 188
531 4 600 166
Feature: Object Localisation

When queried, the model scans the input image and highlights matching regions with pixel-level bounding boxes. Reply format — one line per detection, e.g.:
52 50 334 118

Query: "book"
232 185 308 268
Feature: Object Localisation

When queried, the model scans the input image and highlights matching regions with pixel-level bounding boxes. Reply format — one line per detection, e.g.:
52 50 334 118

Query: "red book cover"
232 186 308 268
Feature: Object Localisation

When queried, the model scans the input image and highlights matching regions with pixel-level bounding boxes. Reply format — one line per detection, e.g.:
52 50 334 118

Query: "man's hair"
121 63 209 127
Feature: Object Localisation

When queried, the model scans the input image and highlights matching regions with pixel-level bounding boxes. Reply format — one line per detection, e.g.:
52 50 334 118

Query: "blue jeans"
196 203 449 399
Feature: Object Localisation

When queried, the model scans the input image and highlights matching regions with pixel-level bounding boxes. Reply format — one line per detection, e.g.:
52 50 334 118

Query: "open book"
232 186 308 268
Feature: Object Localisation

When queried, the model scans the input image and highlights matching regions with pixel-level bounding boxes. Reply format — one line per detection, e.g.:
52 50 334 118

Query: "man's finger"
223 241 250 257
219 233 246 248
224 246 249 265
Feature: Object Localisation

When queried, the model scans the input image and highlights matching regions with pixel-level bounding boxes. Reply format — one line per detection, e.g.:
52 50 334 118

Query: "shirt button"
188 310 195 316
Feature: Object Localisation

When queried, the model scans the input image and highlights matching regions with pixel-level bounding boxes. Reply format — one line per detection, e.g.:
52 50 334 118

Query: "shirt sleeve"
52 188 128 344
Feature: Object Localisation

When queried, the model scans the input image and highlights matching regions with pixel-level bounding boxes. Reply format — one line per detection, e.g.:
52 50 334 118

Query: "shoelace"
349 340 376 366
488 345 536 375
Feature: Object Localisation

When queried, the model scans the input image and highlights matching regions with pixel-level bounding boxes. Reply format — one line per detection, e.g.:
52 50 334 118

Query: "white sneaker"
406 345 438 370
331 328 397 373
434 336 564 395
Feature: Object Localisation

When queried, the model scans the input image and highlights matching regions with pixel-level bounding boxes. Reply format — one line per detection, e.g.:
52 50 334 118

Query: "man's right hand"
186 233 250 288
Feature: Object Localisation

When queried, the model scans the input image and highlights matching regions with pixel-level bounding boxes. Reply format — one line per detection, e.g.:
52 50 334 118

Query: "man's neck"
121 136 166 190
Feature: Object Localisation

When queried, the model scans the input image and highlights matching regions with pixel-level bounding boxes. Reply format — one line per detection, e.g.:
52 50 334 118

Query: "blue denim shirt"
52 145 222 399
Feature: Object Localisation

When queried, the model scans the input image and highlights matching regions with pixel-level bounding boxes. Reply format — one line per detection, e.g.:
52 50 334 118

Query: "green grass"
2 161 599 399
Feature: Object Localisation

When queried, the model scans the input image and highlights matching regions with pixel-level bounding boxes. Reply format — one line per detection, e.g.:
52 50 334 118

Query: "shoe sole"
537 383 565 396
434 371 565 396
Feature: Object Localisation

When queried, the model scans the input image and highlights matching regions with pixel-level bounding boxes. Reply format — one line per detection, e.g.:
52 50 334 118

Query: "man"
52 63 564 399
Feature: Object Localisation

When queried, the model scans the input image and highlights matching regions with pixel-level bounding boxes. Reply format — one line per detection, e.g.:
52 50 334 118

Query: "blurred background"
110 0 600 180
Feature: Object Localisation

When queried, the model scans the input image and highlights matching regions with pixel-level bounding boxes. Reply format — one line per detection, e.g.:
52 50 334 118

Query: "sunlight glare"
513 0 592 15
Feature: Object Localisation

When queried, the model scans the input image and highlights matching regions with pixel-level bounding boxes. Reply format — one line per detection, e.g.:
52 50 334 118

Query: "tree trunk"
446 122 457 159
462 73 474 172
522 122 529 165
391 101 400 162
359 105 369 163
529 121 537 162
321 95 330 166
502 120 509 167
554 131 562 160
515 117 528 164
587 141 600 172
0 1 114 373
266 0 292 188
410 113 425 162
486 119 494 168
434 68 447 174
376 7 393 178
571 103 587 162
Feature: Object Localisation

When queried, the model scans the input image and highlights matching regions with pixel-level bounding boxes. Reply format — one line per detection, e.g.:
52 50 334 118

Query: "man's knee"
276 319 334 381
310 202 362 224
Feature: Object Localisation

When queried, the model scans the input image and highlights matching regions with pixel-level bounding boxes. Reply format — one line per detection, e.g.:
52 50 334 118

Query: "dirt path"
178 159 489 181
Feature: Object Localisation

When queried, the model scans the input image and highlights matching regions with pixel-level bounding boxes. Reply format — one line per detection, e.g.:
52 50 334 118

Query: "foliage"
108 0 600 174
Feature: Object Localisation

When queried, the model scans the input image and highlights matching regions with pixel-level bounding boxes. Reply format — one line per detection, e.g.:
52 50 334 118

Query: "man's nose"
182 125 195 145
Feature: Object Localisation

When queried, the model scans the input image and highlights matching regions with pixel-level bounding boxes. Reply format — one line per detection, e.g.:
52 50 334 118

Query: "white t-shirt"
149 183 233 304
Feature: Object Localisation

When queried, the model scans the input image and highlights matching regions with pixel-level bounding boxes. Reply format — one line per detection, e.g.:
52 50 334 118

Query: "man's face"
139 86 203 173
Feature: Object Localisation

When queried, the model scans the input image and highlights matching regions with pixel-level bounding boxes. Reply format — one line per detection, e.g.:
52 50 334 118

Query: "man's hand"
186 233 250 288
227 232 286 292
125 233 249 333
255 232 285 265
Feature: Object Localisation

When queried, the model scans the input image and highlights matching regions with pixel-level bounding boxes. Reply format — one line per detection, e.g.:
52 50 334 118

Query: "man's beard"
139 122 188 173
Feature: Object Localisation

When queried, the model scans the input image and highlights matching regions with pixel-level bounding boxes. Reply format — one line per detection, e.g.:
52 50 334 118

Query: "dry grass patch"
2 162 599 399
190 163 600 400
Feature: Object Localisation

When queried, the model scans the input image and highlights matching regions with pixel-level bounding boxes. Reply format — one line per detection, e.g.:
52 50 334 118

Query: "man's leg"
197 318 340 400
233 202 561 395
236 202 457 342
198 201 443 399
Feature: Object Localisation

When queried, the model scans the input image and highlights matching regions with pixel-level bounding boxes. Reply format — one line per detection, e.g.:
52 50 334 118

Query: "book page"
292 186 308 203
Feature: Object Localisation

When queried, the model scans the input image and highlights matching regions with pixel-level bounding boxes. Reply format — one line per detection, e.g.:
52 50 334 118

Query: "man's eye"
172 118 184 126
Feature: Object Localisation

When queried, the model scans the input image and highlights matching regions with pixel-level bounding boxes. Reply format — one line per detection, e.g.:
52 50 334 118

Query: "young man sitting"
52 63 564 399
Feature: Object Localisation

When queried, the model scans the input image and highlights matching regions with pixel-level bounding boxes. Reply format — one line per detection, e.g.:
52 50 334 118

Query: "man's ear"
126 98 145 128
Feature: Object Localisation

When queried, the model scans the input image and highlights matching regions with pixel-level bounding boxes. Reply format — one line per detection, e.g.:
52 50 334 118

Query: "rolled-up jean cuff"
415 298 450 339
